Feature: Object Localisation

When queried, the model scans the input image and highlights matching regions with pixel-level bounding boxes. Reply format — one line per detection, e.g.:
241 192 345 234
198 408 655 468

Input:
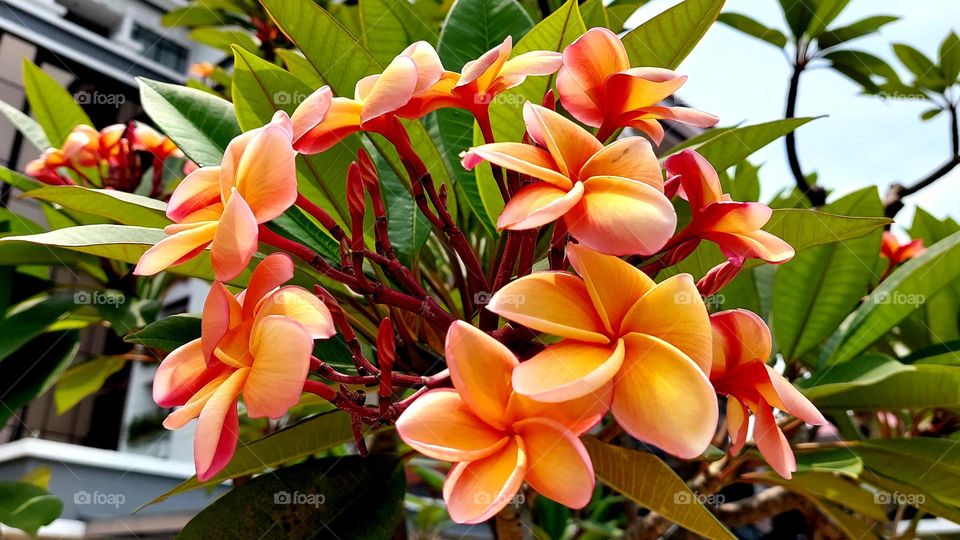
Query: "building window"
132 24 188 72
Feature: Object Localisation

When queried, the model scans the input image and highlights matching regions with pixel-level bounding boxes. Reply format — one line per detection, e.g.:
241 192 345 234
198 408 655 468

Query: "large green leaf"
0 481 63 536
54 355 126 414
826 230 960 364
0 165 44 192
779 0 816 39
138 78 242 167
584 438 735 540
798 354 912 400
812 364 960 410
862 469 960 524
21 59 92 147
806 0 850 39
743 471 886 521
772 188 883 360
817 15 898 50
0 100 51 151
0 294 78 362
23 186 170 228
940 31 960 85
360 0 439 63
717 13 787 48
149 410 357 504
855 438 960 507
621 0 724 69
125 313 201 352
189 27 260 54
0 330 80 426
666 117 818 172
179 455 406 540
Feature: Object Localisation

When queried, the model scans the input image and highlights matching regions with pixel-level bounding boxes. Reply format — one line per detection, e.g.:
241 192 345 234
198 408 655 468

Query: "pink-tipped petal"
753 403 796 479
512 340 623 402
194 368 247 481
361 55 419 122
443 436 527 524
401 41 445 94
293 97 363 154
134 221 218 276
445 321 518 429
579 137 663 188
726 398 749 455
566 243 655 334
202 281 242 363
154 339 226 407
558 28 629 122
663 150 724 208
461 143 571 190
396 389 509 462
515 418 594 509
210 191 259 281
523 103 602 178
495 50 562 91
167 166 222 222
233 113 298 222
242 252 295 318
254 286 335 339
709 309 773 371
497 182 583 230
243 316 313 419
763 365 827 426
290 86 333 141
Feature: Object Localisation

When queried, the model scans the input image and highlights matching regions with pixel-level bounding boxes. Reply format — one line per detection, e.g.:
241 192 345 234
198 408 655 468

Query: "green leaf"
379 156 432 263
764 208 890 252
148 410 357 504
0 100 51 151
0 295 78 362
921 107 944 121
893 43 943 88
744 471 886 521
54 355 126 414
0 481 63 536
138 78 242 167
799 354 913 400
794 448 863 477
125 313 201 351
0 165 44 193
772 187 883 360
621 0 724 69
805 0 850 39
817 15 898 50
862 469 960 524
189 27 260 54
0 331 80 426
23 186 170 228
584 437 735 540
855 438 960 507
812 364 960 410
717 13 787 48
360 0 439 63
826 230 960 364
267 208 340 261
21 59 92 147
779 0 816 39
940 31 960 84
162 5 228 26
179 455 406 540
672 117 818 171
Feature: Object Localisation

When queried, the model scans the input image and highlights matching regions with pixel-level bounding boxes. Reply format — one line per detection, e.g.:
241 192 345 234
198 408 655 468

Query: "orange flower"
461 103 676 256
487 244 718 458
291 42 444 153
131 123 183 161
190 61 215 78
664 149 793 293
709 310 826 478
880 231 924 267
557 27 718 142
153 253 335 481
396 321 607 523
134 111 297 281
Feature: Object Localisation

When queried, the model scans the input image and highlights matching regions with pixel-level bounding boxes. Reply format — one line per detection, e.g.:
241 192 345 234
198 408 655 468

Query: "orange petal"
510 382 612 435
709 310 772 373
242 252 295 319
578 138 662 189
445 321 517 429
762 365 827 426
401 41 445 94
361 55 419 122
663 150 724 208
194 368 247 481
612 334 718 459
487 272 609 343
443 436 527 524
494 49 562 91
621 274 712 374
254 286 335 339
556 66 603 127
566 243 655 334
523 104 602 179
399 71 462 118
512 339 623 402
630 105 718 128
134 221 217 276
708 230 795 264
605 69 687 112
497 181 583 230
233 111 298 222
563 176 676 256
243 316 312 418
210 191 259 282
396 389 509 461
294 97 363 154
726 397 749 455
461 143 571 190
515 418 594 509
628 118 666 146
290 86 333 141
202 281 242 363
558 28 629 125
154 338 227 407
167 166 222 222
163 372 229 430
753 403 796 479
458 37 510 92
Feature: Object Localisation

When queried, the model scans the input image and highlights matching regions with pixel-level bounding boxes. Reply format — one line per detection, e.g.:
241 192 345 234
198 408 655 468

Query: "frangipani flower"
190 61 215 78
487 244 718 459
664 149 794 293
134 111 297 281
154 253 335 481
132 123 184 161
556 27 718 143
396 321 608 524
881 231 924 267
709 310 827 478
291 42 444 154
461 103 676 256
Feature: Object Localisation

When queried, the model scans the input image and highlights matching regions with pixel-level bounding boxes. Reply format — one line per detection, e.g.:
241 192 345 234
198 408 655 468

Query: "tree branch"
785 61 827 207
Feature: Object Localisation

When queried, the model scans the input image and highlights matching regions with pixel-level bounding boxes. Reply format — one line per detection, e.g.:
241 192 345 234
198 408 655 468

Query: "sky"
630 0 959 230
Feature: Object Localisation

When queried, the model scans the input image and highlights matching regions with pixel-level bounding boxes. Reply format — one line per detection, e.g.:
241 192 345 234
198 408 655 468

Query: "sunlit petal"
461 143 572 190
443 436 527 524
210 191 259 282
194 368 247 481
243 316 312 419
134 221 217 276
497 182 583 230
242 252 295 319
397 389 510 461
515 418 593 508
512 339 623 402
510 382 612 435
578 137 662 189
234 111 297 222
445 321 517 429
167 166 222 222
202 281 242 363
362 55 419 122
254 286 335 339
523 104 602 178
753 403 796 479
566 243 655 334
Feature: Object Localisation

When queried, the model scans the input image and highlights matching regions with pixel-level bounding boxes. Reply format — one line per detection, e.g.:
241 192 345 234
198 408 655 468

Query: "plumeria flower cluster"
26 122 184 195
137 26 826 522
